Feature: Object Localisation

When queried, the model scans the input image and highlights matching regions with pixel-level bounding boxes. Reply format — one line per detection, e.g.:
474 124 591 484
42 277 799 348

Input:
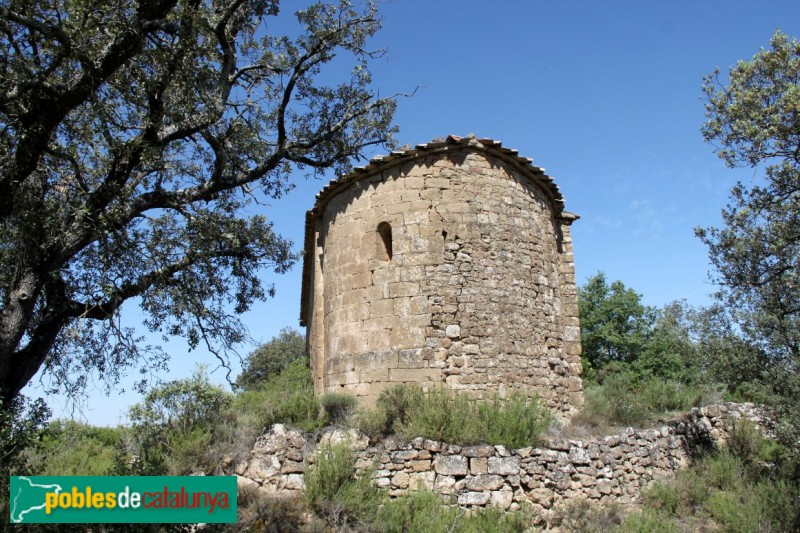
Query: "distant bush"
616 509 680 533
358 384 552 448
571 370 722 431
27 420 121 476
236 328 307 390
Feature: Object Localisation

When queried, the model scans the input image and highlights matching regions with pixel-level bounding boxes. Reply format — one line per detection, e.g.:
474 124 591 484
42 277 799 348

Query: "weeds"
305 444 383 529
358 384 552 447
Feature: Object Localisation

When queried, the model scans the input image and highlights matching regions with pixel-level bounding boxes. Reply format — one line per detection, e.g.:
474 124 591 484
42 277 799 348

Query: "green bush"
28 420 121 476
234 358 322 433
573 370 722 431
552 498 624 532
376 490 531 533
629 438 800 533
359 385 552 447
617 509 680 533
236 328 307 390
305 444 383 528
360 382 422 438
642 482 679 515
673 467 710 509
319 393 357 425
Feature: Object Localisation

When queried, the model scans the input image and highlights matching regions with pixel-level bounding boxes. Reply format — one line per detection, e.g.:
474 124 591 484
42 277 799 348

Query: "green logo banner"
9 476 237 524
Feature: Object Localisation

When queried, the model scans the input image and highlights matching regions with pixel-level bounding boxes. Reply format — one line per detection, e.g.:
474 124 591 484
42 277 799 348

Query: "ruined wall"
303 137 582 417
233 403 769 529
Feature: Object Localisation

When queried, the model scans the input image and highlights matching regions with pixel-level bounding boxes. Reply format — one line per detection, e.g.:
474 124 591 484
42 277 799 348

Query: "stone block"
409 460 431 472
391 472 410 489
470 457 488 475
462 445 495 458
490 490 513 510
433 455 468 476
281 461 304 474
409 471 435 490
466 474 504 491
488 456 520 476
389 368 441 383
458 492 490 506
445 324 461 338
283 474 305 491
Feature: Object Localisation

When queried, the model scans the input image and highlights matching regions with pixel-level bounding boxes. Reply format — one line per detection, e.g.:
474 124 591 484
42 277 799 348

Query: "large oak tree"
0 0 397 405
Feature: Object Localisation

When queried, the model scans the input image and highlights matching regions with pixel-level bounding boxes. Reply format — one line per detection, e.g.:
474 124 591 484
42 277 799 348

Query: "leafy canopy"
0 0 398 405
698 29 800 452
578 272 655 371
236 326 306 390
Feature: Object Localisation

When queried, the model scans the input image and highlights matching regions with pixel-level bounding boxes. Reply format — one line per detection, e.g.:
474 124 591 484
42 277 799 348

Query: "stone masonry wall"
306 138 582 417
233 403 769 528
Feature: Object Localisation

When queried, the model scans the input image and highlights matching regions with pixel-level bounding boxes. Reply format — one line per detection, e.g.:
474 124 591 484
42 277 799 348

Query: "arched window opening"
377 222 392 261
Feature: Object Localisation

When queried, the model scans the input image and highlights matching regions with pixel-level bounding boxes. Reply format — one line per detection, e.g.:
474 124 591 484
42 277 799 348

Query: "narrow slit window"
377 222 392 261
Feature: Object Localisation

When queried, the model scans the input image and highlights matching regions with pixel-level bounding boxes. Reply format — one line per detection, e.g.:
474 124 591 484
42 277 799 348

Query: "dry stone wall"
302 136 582 417
232 403 768 528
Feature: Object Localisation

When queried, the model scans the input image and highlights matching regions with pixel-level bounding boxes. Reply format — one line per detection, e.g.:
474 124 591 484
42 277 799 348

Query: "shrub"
319 393 357 425
236 487 322 531
673 467 710 509
365 382 423 437
305 444 383 528
28 420 121 476
377 490 532 533
359 384 552 447
704 451 743 492
377 490 464 533
572 371 722 432
642 482 679 515
236 328 307 390
234 358 322 433
552 498 624 532
617 509 680 533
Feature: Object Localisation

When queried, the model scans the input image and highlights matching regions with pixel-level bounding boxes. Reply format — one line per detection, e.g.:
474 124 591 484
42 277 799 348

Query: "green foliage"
305 444 383 528
125 366 232 475
236 328 307 390
358 384 552 447
642 482 679 515
616 510 680 533
579 272 655 372
234 358 323 433
574 371 720 429
0 0 398 407
0 395 50 521
319 393 357 425
627 438 800 533
356 381 420 439
552 498 624 532
699 29 800 457
27 420 121 476
377 490 532 533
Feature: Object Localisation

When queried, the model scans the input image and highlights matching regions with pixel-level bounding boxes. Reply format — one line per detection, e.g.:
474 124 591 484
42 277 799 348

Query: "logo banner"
9 476 237 524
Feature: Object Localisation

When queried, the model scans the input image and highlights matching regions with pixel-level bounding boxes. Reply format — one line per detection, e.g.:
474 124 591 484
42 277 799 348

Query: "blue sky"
31 1 800 425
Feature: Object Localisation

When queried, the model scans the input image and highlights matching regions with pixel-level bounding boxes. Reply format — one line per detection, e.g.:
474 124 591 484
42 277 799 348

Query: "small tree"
126 366 231 473
236 327 306 390
578 272 655 372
